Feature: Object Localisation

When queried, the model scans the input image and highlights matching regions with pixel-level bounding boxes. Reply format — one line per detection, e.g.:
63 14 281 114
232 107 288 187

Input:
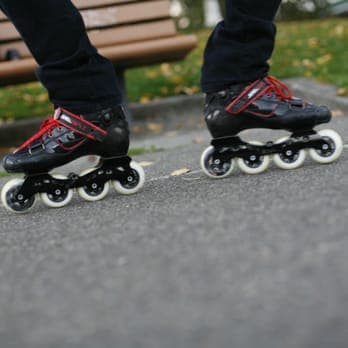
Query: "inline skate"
201 76 343 178
1 105 145 213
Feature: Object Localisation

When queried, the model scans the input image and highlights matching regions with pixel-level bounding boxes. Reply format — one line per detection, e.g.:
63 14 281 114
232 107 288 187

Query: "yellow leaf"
140 96 150 104
171 75 184 84
336 88 347 96
331 109 344 117
171 168 191 176
147 122 164 133
138 161 154 167
307 37 319 48
145 71 158 79
316 54 332 65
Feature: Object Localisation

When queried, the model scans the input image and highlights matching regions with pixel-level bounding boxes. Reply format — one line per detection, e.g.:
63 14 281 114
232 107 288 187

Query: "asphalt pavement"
0 116 348 348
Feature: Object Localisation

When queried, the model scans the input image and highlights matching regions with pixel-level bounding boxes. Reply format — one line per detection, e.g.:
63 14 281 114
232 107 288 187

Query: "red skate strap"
54 108 107 142
225 79 270 115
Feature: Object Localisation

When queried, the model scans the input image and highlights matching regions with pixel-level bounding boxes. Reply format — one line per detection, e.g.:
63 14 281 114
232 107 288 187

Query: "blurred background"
0 0 347 122
171 0 348 30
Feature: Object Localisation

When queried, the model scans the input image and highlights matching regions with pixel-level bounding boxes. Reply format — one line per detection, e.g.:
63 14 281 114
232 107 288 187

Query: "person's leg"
0 1 146 213
201 0 281 93
199 1 343 179
0 0 122 113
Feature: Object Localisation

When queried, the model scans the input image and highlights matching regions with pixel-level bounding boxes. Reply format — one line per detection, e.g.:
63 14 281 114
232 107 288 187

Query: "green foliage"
270 18 348 92
278 0 331 20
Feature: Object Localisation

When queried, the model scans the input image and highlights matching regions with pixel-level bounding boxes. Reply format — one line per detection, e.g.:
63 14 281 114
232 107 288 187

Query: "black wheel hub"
7 185 35 212
83 181 105 197
45 185 69 203
118 168 140 189
279 147 300 163
315 137 335 157
243 153 263 168
207 154 232 176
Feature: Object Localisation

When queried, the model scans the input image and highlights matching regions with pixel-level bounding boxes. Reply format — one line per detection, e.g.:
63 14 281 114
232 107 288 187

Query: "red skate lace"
14 108 107 153
226 76 294 115
15 117 62 153
264 76 293 101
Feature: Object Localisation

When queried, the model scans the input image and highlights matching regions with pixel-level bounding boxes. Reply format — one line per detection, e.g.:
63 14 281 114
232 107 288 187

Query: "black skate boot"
1 106 145 213
201 76 343 177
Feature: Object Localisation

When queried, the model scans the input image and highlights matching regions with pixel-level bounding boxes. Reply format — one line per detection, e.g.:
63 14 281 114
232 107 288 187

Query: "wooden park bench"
0 0 197 91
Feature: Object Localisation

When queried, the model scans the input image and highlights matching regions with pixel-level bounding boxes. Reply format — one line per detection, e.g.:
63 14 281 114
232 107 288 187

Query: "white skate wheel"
273 136 306 170
40 174 73 208
200 145 235 179
113 161 145 195
308 129 343 164
237 141 270 174
1 178 37 214
77 168 110 202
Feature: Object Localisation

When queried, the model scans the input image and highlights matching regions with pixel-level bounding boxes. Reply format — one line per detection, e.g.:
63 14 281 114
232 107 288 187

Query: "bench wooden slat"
73 0 137 9
0 35 197 86
0 0 170 42
100 35 197 67
0 20 176 60
0 0 197 89
82 0 170 28
0 0 137 21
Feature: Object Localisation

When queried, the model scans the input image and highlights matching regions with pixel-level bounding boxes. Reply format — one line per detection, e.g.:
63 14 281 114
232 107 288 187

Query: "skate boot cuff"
54 108 107 142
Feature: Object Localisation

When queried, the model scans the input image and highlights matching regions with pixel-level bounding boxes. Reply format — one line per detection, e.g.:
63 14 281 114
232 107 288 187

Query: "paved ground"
0 116 347 348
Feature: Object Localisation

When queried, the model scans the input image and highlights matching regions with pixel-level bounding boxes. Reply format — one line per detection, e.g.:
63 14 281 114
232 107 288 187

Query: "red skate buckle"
54 108 107 142
225 79 269 115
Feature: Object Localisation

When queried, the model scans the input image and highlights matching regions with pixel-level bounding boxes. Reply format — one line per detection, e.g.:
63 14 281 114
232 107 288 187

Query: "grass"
128 146 163 156
0 18 347 122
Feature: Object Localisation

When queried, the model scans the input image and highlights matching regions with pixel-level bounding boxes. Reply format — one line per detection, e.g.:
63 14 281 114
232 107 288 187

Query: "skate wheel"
273 136 306 170
308 129 343 164
40 174 73 208
200 146 235 179
237 141 270 174
113 161 145 195
77 168 110 202
1 178 36 214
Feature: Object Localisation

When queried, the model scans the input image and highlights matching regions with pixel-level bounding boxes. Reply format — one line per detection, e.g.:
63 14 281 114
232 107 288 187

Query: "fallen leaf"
336 88 347 97
138 161 154 167
140 96 150 104
165 131 178 137
316 54 332 65
147 122 164 133
171 168 191 176
331 109 344 117
193 137 204 144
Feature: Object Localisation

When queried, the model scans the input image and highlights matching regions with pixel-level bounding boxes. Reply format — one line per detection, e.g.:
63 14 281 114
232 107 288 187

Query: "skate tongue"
53 108 62 120
54 108 73 125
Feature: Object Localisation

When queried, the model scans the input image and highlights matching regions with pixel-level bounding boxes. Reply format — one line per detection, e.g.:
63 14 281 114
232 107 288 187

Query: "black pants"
0 0 281 112
201 0 282 93
0 0 122 114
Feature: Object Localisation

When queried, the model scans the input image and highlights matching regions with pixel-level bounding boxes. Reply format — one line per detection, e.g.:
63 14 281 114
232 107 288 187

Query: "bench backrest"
0 0 177 61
